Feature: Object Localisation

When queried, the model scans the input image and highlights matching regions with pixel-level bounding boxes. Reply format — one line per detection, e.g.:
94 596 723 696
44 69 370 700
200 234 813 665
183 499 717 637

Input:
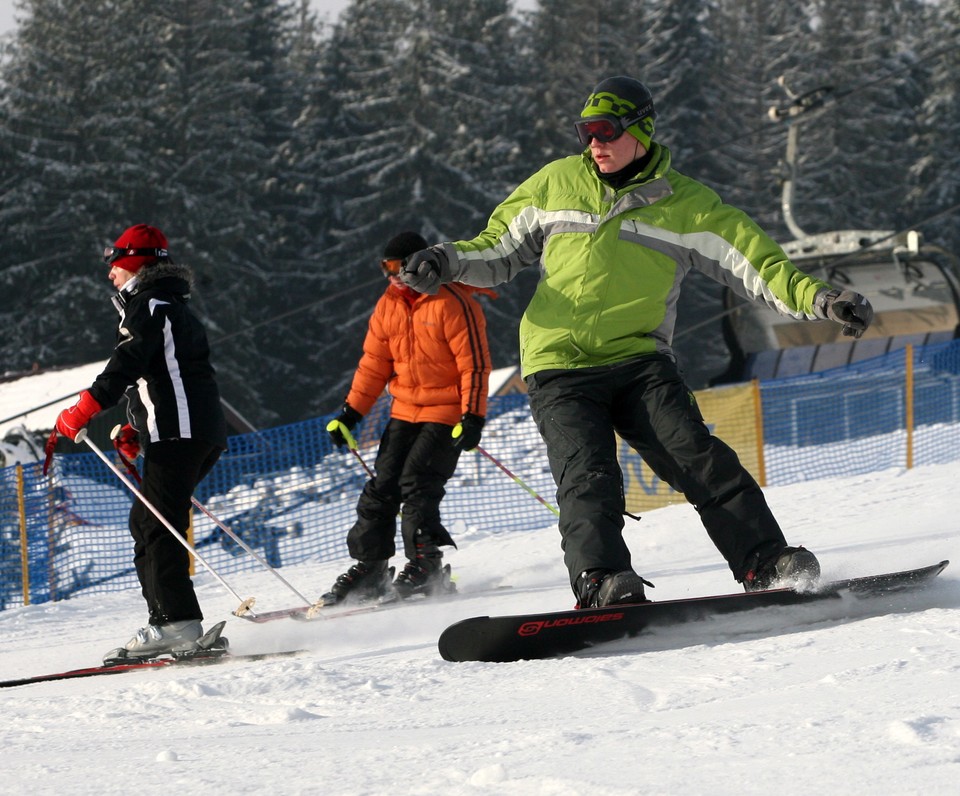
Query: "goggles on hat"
380 257 404 277
574 106 650 145
104 246 168 265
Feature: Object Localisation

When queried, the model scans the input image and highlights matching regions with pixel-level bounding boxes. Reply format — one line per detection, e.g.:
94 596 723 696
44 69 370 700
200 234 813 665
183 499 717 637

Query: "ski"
239 569 509 623
239 589 462 623
0 648 305 689
240 600 395 623
438 560 950 663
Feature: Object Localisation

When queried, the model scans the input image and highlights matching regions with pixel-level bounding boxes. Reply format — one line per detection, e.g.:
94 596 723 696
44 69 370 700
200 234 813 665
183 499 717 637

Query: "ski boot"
103 618 200 664
320 560 395 606
102 620 229 665
393 541 456 600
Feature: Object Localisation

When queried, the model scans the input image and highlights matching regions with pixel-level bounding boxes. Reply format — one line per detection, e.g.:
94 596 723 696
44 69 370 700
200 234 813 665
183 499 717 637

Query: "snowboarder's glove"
55 390 102 441
399 245 450 295
111 423 141 462
326 403 363 450
814 288 874 339
451 413 484 452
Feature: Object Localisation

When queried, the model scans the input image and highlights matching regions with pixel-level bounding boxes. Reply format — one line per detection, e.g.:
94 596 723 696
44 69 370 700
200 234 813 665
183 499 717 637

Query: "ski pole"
326 418 376 479
338 424 376 478
350 447 375 479
110 428 317 612
342 426 376 479
76 429 257 617
187 498 318 611
475 445 560 517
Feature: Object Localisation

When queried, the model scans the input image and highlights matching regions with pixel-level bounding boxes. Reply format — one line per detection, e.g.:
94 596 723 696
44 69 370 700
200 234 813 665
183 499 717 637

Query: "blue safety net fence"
3 339 960 609
762 340 960 484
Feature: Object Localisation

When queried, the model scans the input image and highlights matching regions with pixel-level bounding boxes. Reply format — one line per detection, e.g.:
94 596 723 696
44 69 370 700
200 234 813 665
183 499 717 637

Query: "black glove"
815 288 874 339
399 246 450 295
451 413 484 451
326 403 363 449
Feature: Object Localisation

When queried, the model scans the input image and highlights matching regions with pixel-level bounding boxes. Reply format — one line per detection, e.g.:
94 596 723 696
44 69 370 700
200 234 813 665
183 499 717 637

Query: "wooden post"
752 379 767 487
905 344 914 470
16 465 30 606
188 510 195 576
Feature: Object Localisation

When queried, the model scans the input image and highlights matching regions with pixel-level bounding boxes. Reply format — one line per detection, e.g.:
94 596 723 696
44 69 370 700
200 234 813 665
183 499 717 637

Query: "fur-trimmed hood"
112 261 195 313
136 261 194 291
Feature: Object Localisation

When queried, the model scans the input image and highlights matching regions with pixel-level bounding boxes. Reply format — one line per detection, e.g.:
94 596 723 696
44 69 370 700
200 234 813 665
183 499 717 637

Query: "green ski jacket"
440 143 831 377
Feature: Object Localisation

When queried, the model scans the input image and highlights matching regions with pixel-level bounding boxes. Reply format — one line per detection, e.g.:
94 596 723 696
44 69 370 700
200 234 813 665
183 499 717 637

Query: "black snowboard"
437 560 949 663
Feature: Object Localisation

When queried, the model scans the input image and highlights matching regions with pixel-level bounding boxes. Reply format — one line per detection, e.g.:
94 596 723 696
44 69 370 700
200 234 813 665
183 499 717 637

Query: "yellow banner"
620 382 763 514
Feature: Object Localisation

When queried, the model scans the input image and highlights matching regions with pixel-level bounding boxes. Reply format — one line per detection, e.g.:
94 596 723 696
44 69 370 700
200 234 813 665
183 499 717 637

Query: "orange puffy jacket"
345 282 494 426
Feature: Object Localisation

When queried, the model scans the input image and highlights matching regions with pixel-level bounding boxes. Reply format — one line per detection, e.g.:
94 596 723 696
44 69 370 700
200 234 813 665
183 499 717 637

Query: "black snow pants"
346 418 461 562
526 355 786 590
130 438 221 625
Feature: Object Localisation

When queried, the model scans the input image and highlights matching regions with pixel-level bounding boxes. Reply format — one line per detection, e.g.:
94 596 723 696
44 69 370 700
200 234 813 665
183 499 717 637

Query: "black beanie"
383 231 427 259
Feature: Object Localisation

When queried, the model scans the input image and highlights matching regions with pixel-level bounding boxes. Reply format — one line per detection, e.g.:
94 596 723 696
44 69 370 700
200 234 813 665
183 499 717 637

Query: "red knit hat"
105 224 170 273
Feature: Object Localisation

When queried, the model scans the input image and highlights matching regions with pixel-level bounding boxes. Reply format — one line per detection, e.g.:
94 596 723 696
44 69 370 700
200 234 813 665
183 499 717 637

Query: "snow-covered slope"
1 462 958 795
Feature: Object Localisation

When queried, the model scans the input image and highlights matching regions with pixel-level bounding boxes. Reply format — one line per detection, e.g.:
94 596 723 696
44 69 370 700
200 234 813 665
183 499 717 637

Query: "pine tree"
704 0 813 234
410 0 538 371
527 0 654 162
297 0 536 415
0 0 321 425
911 0 960 258
0 0 141 372
642 0 719 166
798 0 926 235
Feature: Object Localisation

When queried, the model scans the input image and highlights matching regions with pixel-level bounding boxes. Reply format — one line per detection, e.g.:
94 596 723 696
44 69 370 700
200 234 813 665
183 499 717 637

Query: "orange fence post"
188 511 195 577
16 465 30 606
752 379 767 487
905 344 914 470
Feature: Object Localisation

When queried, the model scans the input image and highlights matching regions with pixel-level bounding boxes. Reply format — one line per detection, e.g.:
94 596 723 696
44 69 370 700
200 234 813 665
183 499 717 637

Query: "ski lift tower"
716 78 960 382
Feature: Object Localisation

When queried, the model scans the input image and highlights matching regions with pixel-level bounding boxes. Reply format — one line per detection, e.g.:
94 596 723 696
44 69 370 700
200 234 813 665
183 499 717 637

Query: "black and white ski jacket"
89 262 227 450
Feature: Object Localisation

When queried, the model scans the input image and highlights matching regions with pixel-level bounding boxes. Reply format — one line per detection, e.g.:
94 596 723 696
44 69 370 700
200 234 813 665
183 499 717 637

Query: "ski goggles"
574 106 652 145
103 246 168 265
380 257 404 277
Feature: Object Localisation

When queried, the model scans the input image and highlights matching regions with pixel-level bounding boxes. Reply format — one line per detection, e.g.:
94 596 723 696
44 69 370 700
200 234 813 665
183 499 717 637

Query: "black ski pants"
346 418 461 562
526 355 786 590
130 438 221 625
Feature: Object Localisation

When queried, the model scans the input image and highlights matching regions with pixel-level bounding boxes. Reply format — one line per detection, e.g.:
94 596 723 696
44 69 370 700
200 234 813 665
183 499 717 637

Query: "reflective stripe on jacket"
90 263 227 449
440 143 831 377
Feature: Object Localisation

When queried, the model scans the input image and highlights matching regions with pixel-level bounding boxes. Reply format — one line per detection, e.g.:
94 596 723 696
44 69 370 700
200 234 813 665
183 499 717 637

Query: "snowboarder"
45 224 227 661
323 231 493 604
398 76 873 608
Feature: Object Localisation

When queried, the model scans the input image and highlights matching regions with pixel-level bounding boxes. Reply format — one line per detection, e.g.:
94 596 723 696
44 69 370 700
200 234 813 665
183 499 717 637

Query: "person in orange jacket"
322 231 494 604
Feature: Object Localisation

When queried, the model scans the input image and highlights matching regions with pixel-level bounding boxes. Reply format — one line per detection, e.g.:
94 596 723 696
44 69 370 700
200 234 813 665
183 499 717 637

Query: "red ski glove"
54 390 102 441
42 429 58 476
111 423 141 462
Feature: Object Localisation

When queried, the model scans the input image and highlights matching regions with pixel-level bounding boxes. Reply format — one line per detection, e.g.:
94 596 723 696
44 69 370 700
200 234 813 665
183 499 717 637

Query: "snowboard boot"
575 569 653 609
393 542 454 599
320 560 394 606
102 618 204 664
742 545 821 592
